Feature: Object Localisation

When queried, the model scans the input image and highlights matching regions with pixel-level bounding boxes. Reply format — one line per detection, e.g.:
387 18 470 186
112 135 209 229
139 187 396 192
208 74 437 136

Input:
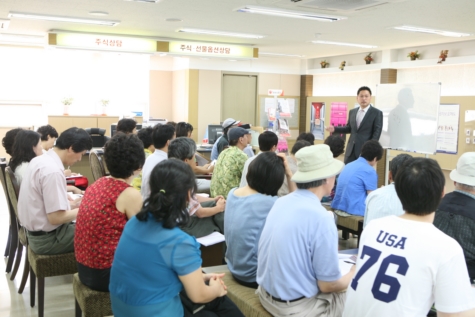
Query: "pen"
344 261 356 265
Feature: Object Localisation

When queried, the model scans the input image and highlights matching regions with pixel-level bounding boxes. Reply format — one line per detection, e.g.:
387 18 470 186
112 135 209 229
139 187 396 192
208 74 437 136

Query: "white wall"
313 70 381 96
397 64 475 96
172 69 188 122
197 70 221 141
0 46 149 123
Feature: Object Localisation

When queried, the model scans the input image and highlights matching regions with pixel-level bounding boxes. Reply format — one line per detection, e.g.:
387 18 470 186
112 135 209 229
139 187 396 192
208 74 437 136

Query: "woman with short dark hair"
74 132 145 292
9 130 43 185
109 159 243 317
224 152 294 288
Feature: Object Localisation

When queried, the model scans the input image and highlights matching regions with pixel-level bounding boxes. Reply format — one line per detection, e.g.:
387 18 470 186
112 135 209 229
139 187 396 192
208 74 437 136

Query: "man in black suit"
326 86 383 164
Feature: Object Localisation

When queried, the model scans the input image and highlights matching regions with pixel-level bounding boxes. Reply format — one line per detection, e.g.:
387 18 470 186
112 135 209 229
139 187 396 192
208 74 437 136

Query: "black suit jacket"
334 105 383 162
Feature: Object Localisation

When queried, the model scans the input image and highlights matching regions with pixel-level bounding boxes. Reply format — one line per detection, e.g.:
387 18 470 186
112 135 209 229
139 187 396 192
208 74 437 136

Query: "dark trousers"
232 274 258 289
344 148 358 164
181 290 244 317
77 261 110 292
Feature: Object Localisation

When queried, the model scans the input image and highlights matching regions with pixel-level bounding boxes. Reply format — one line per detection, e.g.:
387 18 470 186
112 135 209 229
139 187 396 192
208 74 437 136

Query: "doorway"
221 74 257 125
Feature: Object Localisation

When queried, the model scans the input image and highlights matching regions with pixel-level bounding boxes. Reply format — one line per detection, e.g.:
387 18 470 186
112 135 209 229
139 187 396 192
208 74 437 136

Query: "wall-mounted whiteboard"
377 83 441 154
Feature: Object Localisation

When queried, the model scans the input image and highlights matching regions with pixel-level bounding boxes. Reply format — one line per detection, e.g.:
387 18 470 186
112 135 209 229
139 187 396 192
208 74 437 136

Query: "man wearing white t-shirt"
343 158 475 317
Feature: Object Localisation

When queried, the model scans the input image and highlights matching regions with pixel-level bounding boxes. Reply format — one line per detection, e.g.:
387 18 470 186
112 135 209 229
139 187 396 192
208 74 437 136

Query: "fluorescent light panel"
8 12 119 26
312 40 377 48
124 0 161 2
393 25 471 37
236 6 346 22
260 52 304 58
177 28 264 39
0 33 45 45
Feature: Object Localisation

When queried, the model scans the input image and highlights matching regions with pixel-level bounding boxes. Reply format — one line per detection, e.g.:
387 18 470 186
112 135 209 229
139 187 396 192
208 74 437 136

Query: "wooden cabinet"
48 116 143 136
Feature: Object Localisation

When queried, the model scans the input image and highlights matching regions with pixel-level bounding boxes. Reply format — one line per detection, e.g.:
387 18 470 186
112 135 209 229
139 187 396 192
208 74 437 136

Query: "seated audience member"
363 153 413 228
9 130 43 185
2 128 22 164
321 134 346 203
75 133 144 292
116 118 137 134
109 159 243 317
343 158 475 317
132 127 154 191
297 132 315 144
324 134 345 158
277 140 312 196
211 118 240 160
242 126 255 159
210 127 249 199
176 122 194 138
239 131 278 188
168 137 225 237
18 127 92 255
434 152 475 283
140 124 175 199
226 152 294 288
37 124 59 153
177 121 214 193
257 145 354 317
166 121 177 128
332 140 383 217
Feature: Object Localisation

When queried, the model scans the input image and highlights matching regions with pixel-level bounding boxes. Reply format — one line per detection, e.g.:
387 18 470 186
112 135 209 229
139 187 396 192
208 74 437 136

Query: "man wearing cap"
210 118 240 161
210 127 249 199
256 144 356 317
434 152 475 283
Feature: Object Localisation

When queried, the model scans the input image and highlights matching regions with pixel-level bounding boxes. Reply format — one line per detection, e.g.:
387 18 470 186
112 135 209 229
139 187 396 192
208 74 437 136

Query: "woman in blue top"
225 152 295 288
109 159 244 317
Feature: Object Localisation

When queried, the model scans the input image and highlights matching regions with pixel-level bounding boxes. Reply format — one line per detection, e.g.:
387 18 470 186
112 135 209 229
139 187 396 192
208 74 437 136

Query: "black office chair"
85 128 110 148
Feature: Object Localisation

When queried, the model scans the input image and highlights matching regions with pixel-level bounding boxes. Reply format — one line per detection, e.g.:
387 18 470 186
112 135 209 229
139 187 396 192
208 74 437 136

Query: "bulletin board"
258 95 300 129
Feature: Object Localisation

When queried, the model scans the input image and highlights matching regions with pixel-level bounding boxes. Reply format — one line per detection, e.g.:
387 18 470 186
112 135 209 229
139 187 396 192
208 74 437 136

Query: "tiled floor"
0 182 357 317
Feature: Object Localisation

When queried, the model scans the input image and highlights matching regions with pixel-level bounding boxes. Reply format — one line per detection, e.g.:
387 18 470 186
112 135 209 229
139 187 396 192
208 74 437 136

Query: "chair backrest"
5 166 20 217
85 128 110 148
85 128 106 136
89 150 106 182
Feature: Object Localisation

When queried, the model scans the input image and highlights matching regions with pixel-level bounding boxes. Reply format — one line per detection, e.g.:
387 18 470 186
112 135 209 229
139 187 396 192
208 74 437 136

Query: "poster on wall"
436 104 459 154
329 102 348 141
311 102 326 140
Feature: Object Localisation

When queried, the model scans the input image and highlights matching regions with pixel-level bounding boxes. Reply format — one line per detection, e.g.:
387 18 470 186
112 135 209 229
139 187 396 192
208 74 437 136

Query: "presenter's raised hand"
325 125 335 133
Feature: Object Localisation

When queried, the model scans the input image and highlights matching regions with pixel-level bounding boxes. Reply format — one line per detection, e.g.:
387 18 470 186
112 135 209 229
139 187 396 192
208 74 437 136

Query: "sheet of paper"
437 104 459 154
196 232 225 246
66 173 83 178
280 99 290 113
288 99 295 113
339 259 355 276
466 110 475 123
265 98 276 112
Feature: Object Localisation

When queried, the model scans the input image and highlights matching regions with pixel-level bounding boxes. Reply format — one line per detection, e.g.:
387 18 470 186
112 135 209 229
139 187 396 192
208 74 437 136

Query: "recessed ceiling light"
236 6 346 22
8 12 119 26
312 40 377 48
89 11 109 17
393 25 471 37
166 18 182 22
177 28 264 39
260 52 305 58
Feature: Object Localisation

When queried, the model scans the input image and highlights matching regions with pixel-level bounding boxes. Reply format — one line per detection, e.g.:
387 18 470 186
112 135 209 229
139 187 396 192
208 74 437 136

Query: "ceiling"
1 0 474 58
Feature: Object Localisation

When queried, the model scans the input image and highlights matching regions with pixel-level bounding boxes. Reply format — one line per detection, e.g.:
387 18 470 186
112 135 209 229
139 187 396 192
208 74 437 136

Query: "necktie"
356 109 365 129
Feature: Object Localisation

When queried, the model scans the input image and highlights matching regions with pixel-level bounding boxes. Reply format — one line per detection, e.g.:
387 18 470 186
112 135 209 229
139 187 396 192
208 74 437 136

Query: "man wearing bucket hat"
256 144 355 317
210 118 241 161
434 152 475 283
